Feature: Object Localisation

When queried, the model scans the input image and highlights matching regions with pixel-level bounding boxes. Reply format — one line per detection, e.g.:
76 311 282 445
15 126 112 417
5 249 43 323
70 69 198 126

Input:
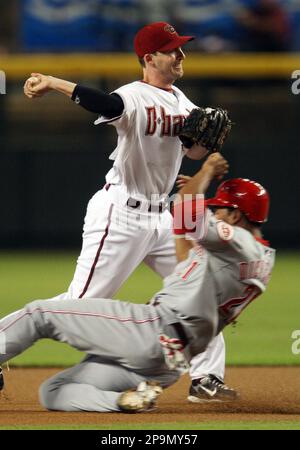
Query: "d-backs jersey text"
95 81 196 199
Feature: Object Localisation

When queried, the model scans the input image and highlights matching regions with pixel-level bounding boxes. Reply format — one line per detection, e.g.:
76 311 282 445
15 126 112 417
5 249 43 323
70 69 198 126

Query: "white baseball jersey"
95 81 196 199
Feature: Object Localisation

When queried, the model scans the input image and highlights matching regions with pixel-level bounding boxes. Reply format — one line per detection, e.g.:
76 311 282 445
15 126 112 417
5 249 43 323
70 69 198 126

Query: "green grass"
1 250 300 366
1 422 300 430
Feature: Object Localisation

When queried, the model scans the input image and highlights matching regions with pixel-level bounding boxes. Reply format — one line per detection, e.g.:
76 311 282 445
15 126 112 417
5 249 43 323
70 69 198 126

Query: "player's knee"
39 375 69 411
39 378 57 410
39 376 78 411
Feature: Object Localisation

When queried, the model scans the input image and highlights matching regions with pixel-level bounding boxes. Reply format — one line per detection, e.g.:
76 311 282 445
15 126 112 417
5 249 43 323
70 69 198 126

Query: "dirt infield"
0 367 300 427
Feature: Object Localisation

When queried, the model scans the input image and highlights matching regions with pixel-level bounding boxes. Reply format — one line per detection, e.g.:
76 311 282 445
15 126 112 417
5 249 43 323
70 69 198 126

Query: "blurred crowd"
1 0 300 53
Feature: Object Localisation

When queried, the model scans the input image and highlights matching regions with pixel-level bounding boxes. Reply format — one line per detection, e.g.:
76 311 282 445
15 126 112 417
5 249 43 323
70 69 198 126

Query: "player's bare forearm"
174 166 214 262
173 154 229 262
47 76 77 97
178 153 229 199
175 237 194 262
179 165 214 199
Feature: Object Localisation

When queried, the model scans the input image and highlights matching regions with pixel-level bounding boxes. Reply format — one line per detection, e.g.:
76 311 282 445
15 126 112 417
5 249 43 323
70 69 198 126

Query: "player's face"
213 207 241 225
153 47 186 81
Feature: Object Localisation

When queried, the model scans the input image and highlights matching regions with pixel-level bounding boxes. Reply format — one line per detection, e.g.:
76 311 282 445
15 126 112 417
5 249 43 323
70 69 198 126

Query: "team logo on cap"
164 24 176 34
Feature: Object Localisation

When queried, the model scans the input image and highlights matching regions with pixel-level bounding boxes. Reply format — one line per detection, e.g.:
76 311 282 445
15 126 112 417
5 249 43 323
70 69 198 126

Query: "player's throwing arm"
24 73 76 98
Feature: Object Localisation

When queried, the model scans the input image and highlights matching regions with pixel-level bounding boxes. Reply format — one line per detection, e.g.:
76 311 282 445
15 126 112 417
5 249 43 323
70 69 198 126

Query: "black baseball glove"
179 107 233 152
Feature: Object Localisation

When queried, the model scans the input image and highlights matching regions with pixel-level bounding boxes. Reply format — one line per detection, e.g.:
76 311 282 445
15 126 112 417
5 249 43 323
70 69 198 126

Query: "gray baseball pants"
0 298 180 412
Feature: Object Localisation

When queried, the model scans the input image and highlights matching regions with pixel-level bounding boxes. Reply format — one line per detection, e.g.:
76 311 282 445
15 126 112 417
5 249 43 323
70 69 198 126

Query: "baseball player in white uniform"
23 22 230 400
0 153 275 412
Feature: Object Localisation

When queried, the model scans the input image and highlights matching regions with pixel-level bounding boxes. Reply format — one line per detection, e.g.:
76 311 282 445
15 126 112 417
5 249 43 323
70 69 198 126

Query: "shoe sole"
187 395 236 404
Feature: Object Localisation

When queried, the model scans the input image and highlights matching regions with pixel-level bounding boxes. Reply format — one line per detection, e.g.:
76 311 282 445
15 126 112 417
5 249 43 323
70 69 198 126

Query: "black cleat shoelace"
207 375 232 391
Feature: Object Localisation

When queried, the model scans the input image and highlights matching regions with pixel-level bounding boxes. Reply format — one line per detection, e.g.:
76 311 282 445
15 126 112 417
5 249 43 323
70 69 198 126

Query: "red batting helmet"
206 178 270 223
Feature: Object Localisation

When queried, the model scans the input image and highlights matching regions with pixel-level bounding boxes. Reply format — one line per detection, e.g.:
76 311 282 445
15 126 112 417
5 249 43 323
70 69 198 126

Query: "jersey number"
218 285 261 324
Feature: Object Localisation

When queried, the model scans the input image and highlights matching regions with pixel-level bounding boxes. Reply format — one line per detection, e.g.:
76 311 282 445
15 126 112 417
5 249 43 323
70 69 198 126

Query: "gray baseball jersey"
152 209 275 359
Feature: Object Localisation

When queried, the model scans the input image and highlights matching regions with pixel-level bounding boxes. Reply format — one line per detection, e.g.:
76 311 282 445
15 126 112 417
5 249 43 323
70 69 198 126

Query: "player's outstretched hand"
24 73 53 99
203 152 229 180
176 174 192 189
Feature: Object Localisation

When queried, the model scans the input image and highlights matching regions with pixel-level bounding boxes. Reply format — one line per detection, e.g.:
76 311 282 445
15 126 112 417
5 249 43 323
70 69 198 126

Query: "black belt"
126 197 164 213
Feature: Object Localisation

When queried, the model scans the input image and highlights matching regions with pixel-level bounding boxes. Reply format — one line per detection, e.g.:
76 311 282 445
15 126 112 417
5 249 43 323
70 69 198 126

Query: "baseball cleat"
117 381 163 413
187 374 239 403
0 367 4 391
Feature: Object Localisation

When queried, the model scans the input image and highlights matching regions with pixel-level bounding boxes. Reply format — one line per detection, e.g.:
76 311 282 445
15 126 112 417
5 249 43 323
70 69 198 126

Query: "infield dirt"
0 367 299 427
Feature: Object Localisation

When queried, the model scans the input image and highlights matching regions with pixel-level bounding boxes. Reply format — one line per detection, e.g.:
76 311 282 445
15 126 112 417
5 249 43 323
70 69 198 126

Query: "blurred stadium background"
0 0 299 366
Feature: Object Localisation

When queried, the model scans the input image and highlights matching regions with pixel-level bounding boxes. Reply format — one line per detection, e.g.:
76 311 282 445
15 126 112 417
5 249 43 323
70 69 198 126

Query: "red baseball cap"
134 22 194 58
